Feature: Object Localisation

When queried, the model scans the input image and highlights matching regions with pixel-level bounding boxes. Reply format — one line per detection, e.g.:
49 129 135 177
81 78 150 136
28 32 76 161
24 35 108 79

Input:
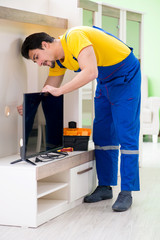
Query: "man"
21 26 141 212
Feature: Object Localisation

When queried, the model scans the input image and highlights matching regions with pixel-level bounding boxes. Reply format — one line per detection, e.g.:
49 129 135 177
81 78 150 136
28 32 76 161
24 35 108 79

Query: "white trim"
102 5 120 18
78 0 98 12
119 9 126 42
93 1 145 15
78 7 83 26
94 3 102 27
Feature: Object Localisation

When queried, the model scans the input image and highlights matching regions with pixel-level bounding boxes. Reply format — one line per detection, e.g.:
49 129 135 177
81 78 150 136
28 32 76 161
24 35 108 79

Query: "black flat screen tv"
11 92 63 165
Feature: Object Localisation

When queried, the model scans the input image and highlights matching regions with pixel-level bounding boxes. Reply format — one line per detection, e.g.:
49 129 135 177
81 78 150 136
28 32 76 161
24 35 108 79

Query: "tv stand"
0 150 96 227
10 150 67 166
10 158 37 166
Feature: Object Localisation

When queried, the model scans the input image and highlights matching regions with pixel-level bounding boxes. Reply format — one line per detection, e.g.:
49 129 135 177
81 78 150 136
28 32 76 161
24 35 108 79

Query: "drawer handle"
77 167 93 175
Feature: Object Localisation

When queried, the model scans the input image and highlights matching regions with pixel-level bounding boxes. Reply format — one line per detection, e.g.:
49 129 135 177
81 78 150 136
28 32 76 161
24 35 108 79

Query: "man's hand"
42 46 98 96
42 85 62 96
17 104 23 116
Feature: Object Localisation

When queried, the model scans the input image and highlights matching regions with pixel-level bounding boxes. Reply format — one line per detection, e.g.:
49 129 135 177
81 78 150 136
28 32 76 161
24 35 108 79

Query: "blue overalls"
93 27 141 191
58 26 141 191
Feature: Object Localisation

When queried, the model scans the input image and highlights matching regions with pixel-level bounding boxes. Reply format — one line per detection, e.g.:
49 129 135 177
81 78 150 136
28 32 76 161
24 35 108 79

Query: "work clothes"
48 26 141 191
93 50 141 191
48 26 130 76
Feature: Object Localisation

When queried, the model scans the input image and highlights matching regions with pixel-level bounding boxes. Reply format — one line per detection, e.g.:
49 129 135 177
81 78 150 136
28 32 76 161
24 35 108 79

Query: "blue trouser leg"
93 52 141 191
111 95 141 190
93 89 119 186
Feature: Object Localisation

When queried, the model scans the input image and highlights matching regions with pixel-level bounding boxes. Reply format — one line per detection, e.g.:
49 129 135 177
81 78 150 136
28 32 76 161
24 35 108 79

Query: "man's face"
29 43 55 68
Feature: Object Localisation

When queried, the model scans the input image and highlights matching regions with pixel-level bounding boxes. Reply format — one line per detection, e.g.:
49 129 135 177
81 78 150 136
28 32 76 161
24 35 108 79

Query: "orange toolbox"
63 128 91 136
63 128 91 151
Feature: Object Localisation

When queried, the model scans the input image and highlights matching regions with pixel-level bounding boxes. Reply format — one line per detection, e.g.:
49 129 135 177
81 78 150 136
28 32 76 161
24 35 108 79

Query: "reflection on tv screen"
24 93 63 158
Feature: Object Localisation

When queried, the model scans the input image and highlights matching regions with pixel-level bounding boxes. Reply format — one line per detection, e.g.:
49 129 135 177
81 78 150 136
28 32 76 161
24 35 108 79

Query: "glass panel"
82 9 94 133
83 9 93 27
82 82 93 128
126 20 140 60
102 15 119 37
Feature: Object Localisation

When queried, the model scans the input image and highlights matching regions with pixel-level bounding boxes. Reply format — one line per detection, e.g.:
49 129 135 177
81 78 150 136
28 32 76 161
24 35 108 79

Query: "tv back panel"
11 92 63 165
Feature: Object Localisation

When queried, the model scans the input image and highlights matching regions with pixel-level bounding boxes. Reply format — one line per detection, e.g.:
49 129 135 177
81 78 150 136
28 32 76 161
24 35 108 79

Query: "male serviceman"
20 26 141 211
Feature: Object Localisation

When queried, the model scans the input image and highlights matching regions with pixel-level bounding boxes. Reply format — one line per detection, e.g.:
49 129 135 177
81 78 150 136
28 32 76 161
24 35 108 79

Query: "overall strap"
92 25 133 51
56 60 66 69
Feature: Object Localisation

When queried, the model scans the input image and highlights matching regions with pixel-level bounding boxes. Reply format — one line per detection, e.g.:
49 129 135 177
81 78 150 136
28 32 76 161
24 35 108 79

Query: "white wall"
0 0 82 157
0 0 50 15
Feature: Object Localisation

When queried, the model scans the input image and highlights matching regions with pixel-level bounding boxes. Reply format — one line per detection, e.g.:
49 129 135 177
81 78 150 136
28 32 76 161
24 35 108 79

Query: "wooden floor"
1 142 160 240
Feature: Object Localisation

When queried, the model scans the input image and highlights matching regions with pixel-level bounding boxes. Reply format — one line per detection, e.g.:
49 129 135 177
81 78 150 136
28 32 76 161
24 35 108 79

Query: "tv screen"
21 92 63 163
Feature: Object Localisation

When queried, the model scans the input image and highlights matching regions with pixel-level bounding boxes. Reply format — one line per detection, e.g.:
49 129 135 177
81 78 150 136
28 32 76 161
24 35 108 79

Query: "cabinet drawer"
70 161 95 202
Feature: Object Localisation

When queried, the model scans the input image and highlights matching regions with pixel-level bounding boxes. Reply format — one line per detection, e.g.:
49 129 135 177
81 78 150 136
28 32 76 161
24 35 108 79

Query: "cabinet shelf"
37 182 68 198
0 150 95 227
0 6 68 29
38 199 68 215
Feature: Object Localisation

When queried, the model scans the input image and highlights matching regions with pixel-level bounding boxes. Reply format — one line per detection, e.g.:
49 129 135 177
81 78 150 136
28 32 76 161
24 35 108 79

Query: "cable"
35 151 68 163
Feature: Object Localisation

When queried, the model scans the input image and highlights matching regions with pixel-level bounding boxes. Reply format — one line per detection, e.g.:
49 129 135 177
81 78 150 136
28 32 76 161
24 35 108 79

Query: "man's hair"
21 32 55 59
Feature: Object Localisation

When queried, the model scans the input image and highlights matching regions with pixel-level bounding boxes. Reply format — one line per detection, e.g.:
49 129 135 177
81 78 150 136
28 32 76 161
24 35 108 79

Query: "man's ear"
41 41 49 49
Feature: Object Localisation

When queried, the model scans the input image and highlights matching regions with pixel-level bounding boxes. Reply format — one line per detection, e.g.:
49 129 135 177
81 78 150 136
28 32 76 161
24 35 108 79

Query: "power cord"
35 151 69 163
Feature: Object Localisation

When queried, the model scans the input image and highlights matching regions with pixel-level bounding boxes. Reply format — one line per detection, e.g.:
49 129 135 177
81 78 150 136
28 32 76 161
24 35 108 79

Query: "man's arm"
43 75 64 88
42 45 98 96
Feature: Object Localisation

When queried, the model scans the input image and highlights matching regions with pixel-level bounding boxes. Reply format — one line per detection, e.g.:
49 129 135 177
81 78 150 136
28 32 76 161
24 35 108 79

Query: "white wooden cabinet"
70 161 95 202
0 150 95 228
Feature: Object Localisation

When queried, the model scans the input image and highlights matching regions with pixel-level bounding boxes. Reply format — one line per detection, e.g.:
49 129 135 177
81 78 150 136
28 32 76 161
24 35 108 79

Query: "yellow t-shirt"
49 26 131 77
